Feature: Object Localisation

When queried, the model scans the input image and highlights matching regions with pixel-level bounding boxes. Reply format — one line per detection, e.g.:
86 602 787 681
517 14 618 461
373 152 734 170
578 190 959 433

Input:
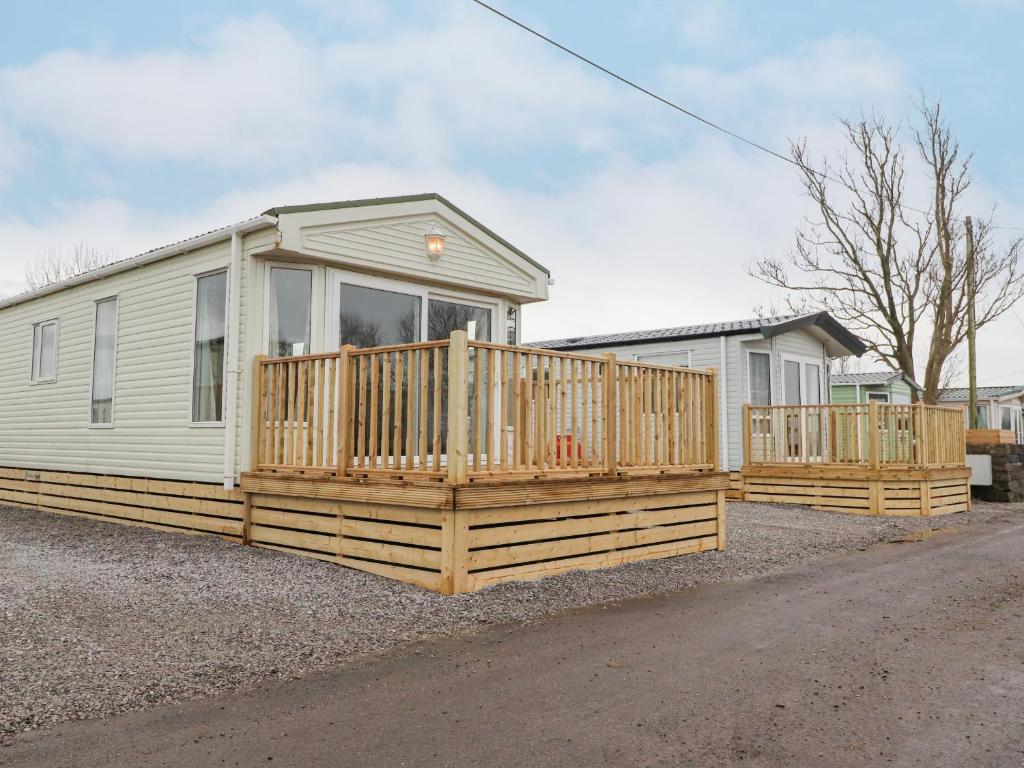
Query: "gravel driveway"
2 499 1020 740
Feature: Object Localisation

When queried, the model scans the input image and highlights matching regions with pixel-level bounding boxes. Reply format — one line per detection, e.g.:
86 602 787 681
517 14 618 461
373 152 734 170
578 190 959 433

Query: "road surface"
4 517 1023 767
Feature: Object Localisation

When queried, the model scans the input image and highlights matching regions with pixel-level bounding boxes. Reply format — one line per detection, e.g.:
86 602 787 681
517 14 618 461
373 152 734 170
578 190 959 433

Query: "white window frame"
263 262 320 356
633 349 692 368
867 391 890 403
29 318 59 385
189 268 229 428
89 296 119 428
746 349 772 405
781 353 825 405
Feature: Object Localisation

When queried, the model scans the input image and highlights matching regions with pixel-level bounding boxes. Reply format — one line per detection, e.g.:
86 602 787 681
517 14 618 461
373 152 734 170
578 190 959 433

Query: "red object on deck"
556 434 583 461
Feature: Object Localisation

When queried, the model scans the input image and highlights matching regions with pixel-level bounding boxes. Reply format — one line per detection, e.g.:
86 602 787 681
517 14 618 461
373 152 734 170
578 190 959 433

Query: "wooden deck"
240 469 727 593
243 331 728 593
737 402 970 516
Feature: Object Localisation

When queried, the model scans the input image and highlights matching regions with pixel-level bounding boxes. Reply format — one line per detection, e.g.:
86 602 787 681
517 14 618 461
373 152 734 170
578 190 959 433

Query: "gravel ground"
2 499 1021 740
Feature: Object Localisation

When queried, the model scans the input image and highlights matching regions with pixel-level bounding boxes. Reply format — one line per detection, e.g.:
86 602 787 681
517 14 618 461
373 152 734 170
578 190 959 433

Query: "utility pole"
966 215 977 429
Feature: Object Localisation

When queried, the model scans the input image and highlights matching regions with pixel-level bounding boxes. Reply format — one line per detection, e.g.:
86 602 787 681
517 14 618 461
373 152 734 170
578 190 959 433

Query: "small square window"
31 320 58 383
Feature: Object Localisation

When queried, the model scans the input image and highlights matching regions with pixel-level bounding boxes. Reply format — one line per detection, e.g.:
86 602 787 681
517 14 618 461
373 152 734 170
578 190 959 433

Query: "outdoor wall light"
425 226 446 261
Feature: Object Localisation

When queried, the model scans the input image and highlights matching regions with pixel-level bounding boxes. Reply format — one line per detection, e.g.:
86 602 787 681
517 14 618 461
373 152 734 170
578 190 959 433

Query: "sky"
1 0 1023 385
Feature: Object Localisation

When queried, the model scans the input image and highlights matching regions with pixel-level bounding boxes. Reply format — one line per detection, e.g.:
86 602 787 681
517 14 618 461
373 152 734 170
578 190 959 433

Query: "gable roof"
263 193 549 276
832 371 923 391
939 385 1024 401
0 193 547 312
529 311 866 357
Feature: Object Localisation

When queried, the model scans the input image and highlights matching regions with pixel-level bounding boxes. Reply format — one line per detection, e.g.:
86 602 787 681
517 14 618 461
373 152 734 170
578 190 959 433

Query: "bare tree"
25 243 117 290
749 99 1024 403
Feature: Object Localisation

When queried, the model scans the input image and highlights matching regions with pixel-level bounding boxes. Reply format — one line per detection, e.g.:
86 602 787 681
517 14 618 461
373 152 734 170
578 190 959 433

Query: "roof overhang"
760 312 867 358
267 193 549 304
264 193 549 276
0 215 278 312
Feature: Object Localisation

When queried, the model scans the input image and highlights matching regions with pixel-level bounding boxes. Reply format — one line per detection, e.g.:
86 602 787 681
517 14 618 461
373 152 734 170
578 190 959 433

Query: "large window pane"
192 271 227 423
32 321 57 382
269 268 311 356
783 360 801 405
91 298 117 424
428 299 491 342
748 352 771 406
804 363 821 404
339 283 421 347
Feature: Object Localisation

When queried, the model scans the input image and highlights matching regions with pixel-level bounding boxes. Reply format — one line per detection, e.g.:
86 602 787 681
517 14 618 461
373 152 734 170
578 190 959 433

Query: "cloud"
0 123 31 187
2 7 1016 383
661 36 907 147
680 0 735 46
0 8 623 171
0 17 329 167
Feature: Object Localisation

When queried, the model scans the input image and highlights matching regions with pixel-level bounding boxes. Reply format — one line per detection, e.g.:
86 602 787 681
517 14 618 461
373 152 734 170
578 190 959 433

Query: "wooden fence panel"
253 336 720 480
744 402 965 469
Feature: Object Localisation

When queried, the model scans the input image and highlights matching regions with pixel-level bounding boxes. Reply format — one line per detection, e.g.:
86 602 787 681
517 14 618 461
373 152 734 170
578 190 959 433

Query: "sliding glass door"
325 270 497 468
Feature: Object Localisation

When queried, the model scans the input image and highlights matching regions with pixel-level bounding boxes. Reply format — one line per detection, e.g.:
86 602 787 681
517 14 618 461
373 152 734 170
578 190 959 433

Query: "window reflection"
269 268 311 357
428 299 491 342
339 283 421 348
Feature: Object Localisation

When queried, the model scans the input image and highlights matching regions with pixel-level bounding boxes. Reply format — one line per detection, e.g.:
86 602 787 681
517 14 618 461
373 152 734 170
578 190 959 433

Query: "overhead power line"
469 0 1024 232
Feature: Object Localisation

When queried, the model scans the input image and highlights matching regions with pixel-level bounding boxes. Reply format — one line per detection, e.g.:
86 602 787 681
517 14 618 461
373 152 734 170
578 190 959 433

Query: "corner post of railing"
917 401 928 466
868 400 881 469
447 330 470 484
602 352 618 476
249 354 267 473
741 403 752 468
709 367 720 471
335 345 356 477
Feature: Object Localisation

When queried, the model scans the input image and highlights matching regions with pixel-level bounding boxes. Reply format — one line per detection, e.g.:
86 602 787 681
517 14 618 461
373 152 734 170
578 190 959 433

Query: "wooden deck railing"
743 402 966 468
251 331 719 481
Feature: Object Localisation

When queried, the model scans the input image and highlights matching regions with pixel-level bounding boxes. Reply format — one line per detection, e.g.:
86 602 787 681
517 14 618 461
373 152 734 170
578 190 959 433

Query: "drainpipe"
719 335 730 471
222 231 243 489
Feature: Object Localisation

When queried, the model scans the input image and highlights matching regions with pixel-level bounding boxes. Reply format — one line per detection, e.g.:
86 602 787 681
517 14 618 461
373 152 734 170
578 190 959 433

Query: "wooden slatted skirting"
241 470 729 594
739 465 971 516
0 467 245 537
726 471 742 500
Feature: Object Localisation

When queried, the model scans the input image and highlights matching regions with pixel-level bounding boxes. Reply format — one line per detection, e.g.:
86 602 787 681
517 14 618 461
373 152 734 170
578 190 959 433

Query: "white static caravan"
939 385 1024 444
0 193 549 520
531 313 867 487
0 194 737 593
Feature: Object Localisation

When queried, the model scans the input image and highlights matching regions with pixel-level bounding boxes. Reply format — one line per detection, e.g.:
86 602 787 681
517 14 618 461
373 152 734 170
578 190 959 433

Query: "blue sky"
2 1 1023 382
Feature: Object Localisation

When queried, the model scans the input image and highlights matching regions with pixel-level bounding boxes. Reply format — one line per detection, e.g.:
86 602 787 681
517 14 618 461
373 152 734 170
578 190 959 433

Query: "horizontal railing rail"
251 331 721 482
743 402 966 469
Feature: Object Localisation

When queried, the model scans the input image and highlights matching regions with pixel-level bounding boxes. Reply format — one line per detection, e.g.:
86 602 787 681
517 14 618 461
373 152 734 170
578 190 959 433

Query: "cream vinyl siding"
0 234 271 483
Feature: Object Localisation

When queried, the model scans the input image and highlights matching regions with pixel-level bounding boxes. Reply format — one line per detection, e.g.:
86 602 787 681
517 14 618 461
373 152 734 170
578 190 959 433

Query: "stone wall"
968 443 1024 502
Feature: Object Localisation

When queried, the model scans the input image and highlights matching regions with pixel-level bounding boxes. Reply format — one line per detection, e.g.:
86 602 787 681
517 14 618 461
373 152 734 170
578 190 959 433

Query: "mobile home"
0 194 729 593
530 312 867 489
831 371 923 405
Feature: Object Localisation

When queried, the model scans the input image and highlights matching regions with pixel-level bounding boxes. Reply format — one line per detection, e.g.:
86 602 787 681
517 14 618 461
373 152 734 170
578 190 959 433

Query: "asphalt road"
5 517 1024 768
